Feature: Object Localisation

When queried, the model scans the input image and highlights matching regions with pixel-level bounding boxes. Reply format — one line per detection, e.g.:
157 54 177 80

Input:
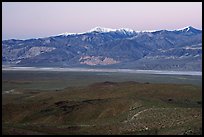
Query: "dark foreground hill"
2 81 202 135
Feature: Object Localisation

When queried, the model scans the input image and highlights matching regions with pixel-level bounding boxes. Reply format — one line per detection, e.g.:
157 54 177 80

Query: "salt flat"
2 67 202 76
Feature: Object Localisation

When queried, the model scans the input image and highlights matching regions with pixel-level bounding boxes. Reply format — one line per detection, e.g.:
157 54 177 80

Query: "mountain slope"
2 26 202 71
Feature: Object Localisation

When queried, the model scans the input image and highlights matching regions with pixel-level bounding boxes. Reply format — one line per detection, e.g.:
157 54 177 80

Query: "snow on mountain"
86 27 138 36
57 27 137 36
57 32 86 36
55 26 201 37
170 26 201 33
88 27 116 33
2 26 202 71
138 26 202 33
174 26 193 32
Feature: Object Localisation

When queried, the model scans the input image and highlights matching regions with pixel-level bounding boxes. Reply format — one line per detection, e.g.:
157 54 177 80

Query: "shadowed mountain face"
2 26 202 71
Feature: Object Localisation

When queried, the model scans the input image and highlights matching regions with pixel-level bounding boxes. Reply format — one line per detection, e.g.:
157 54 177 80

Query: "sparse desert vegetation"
2 71 202 135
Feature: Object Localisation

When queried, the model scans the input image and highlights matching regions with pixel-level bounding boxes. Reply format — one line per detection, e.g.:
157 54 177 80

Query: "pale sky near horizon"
2 2 202 40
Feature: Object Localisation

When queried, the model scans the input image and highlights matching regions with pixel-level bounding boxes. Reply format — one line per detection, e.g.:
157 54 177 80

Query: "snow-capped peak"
174 26 201 32
56 26 201 37
57 32 78 36
117 28 136 33
175 26 192 31
88 27 115 33
57 27 122 36
88 27 135 34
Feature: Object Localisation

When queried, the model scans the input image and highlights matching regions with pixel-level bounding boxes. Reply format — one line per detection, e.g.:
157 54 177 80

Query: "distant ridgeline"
2 26 202 71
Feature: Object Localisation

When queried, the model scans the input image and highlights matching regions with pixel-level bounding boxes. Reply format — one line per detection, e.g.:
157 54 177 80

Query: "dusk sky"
2 2 202 40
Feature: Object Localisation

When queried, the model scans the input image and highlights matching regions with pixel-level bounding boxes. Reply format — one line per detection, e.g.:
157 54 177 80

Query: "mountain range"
2 26 202 71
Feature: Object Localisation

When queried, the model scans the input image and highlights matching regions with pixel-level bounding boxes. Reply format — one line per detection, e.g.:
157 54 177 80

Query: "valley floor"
2 67 202 76
2 72 202 135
